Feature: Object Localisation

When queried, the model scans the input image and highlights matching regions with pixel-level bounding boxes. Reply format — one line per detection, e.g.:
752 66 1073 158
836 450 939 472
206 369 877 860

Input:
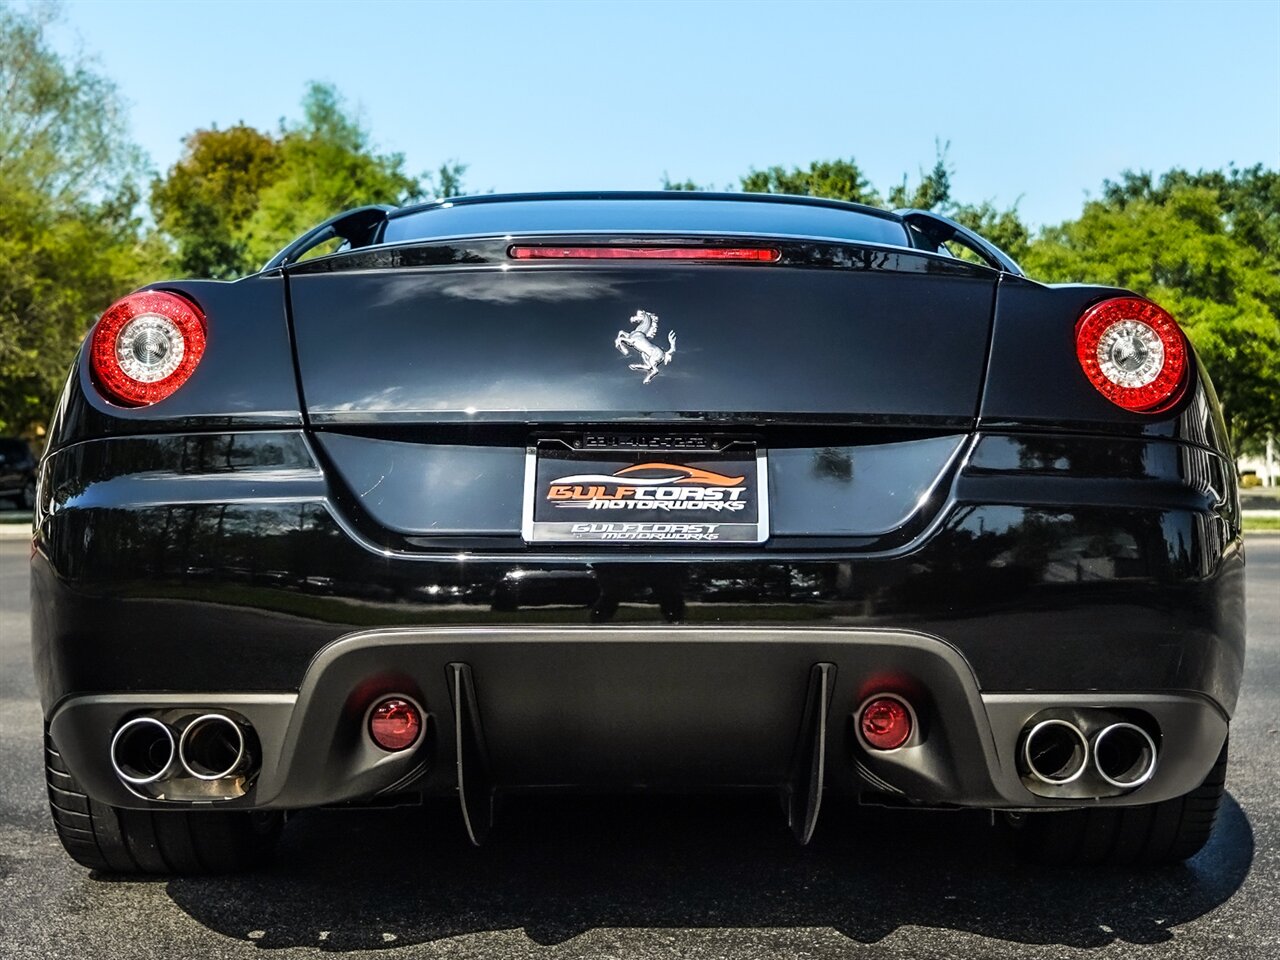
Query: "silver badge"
614 309 676 384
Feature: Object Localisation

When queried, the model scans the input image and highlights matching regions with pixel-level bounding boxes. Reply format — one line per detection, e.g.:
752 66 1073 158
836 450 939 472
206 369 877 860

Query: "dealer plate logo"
523 449 769 544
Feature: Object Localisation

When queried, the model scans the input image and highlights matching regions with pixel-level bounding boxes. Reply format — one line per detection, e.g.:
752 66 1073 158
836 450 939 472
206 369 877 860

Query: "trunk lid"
286 257 996 426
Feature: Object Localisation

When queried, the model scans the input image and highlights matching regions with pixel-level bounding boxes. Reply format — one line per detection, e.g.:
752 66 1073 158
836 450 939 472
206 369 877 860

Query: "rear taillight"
90 291 206 407
1075 297 1187 412
509 245 781 262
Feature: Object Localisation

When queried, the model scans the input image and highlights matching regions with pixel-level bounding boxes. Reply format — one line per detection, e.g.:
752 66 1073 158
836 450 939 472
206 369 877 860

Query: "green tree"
431 160 468 199
0 3 160 437
886 145 952 211
238 83 424 267
1024 177 1280 447
739 157 882 206
731 145 1034 264
884 145 1033 264
669 148 1274 447
949 201 1032 264
1098 165 1280 303
660 173 705 191
150 125 281 279
152 82 464 277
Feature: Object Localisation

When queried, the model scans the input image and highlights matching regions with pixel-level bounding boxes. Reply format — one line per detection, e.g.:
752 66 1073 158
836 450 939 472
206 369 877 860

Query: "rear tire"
45 733 282 875
1010 738 1228 866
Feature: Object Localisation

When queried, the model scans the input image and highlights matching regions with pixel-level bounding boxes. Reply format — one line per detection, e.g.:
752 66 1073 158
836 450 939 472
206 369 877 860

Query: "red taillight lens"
1075 297 1188 412
508 245 781 262
90 291 207 407
859 696 913 751
368 697 423 751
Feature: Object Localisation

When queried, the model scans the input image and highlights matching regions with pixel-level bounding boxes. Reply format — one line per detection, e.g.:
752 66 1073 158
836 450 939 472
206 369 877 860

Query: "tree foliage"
671 151 1277 448
740 158 882 207
660 173 704 191
0 3 161 436
239 83 426 268
725 145 1033 263
153 83 443 277
150 124 281 279
1025 169 1280 447
1 9 1275 452
948 201 1032 265
0 4 140 202
886 148 952 211
0 17 467 437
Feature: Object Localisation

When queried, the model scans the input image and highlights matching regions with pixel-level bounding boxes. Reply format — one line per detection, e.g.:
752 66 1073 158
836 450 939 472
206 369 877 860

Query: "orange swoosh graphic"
614 463 745 486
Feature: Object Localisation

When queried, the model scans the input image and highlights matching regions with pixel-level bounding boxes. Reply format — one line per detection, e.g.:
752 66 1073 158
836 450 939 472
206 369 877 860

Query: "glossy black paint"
31 192 1245 811
285 234 984 276
32 398 1244 716
311 432 966 539
980 276 1224 438
44 275 299 451
287 248 996 426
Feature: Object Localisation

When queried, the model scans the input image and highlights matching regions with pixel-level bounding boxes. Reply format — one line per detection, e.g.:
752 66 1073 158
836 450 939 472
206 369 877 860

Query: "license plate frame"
521 444 770 545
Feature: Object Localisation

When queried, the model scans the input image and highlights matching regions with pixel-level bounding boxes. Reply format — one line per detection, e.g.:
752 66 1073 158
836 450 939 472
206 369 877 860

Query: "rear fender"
980 277 1231 459
44 275 301 453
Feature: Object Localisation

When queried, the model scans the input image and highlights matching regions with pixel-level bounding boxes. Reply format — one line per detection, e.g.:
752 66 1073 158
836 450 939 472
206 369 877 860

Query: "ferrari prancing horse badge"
614 309 676 384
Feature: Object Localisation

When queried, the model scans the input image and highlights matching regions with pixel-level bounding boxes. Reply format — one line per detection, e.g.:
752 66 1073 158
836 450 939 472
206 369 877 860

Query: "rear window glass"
381 198 909 247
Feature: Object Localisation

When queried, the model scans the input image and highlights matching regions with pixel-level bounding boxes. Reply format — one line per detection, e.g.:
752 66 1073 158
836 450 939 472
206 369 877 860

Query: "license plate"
522 445 769 544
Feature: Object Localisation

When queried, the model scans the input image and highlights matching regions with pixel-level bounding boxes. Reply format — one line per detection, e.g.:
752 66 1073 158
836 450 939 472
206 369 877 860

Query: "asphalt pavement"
1 536 1277 959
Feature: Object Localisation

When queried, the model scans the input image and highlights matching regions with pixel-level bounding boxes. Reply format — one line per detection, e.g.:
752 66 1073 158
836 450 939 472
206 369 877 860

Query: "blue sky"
54 0 1280 227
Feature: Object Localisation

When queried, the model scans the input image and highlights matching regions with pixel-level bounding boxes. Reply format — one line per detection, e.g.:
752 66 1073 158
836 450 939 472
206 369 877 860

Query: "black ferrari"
32 192 1244 874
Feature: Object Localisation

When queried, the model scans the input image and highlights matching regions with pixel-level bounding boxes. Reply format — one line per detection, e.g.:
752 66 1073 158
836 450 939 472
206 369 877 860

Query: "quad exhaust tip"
1093 722 1158 789
110 717 175 785
178 713 247 781
1022 718 1089 785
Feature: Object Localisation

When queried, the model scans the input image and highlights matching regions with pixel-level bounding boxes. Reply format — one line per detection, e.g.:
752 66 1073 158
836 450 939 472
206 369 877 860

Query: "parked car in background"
0 437 36 509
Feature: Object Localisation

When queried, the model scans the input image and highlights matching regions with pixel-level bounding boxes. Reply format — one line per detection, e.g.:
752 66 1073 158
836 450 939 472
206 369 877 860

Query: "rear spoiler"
262 205 393 271
896 209 1024 276
263 202 1026 278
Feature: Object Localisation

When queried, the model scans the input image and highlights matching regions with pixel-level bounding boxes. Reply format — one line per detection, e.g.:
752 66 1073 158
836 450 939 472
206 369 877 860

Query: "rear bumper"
33 426 1245 812
48 625 1230 812
31 472 1247 715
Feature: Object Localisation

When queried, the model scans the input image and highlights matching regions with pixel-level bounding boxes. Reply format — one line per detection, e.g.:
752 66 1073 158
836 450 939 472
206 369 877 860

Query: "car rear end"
32 194 1244 869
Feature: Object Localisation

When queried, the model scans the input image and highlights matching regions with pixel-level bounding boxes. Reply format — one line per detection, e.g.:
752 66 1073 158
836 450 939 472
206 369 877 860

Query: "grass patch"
1244 515 1280 533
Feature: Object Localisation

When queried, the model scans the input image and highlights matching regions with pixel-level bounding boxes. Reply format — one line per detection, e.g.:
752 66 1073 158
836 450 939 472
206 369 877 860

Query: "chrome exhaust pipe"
110 717 175 785
1021 719 1089 785
1093 722 1158 789
178 714 247 781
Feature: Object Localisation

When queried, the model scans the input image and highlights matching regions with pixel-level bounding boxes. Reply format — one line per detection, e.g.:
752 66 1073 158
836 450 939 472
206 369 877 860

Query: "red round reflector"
90 290 206 407
1075 297 1187 412
368 697 423 751
859 696 913 751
